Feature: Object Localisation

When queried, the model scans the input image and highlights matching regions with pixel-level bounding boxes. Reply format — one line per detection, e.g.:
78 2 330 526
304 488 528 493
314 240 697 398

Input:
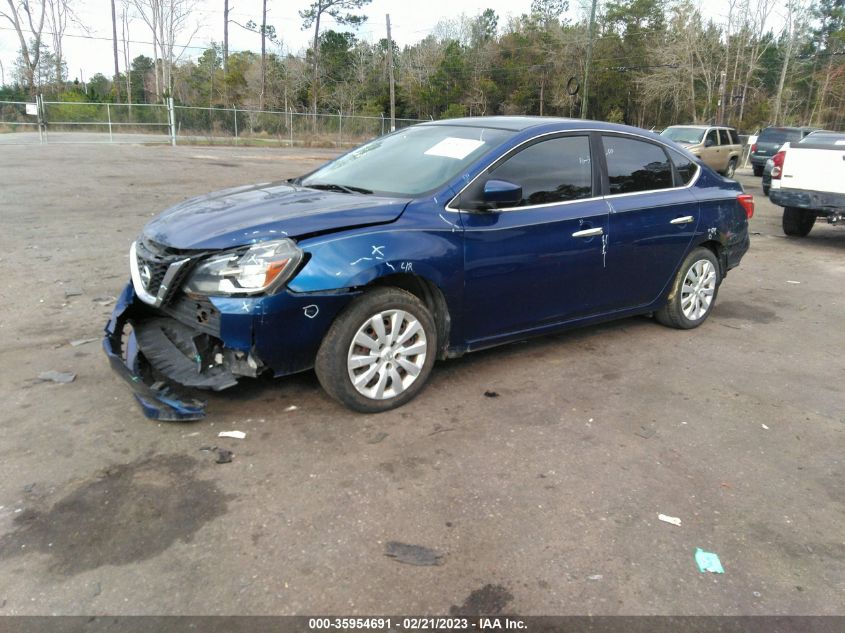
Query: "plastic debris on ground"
284 405 298 412
762 424 770 430
635 425 656 439
587 574 603 581
384 541 444 566
218 431 246 439
367 432 388 444
695 548 725 574
37 370 76 384
658 513 682 527
70 338 99 347
64 288 83 298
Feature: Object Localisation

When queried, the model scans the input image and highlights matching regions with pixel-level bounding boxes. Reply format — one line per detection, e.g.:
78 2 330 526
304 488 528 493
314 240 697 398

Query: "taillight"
751 143 757 153
738 193 754 219
771 150 786 179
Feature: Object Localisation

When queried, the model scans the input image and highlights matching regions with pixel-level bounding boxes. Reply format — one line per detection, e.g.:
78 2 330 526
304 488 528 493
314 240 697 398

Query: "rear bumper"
769 188 845 212
103 282 356 420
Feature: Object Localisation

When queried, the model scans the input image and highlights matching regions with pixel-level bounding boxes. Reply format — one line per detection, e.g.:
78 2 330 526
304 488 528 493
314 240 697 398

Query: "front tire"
723 158 737 178
656 247 720 330
314 287 437 413
782 207 816 237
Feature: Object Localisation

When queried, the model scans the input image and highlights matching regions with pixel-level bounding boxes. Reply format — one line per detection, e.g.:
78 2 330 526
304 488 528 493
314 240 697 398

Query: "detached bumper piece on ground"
104 286 218 420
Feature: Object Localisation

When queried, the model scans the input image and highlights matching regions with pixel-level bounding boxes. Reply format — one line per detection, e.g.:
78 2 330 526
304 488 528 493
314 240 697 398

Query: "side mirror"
483 179 522 207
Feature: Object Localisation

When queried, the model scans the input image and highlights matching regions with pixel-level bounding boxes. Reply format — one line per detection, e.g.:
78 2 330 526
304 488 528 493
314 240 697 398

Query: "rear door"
602 135 700 309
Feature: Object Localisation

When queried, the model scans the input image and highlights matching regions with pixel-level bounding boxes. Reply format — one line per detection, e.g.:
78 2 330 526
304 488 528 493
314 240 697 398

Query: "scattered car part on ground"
104 117 751 418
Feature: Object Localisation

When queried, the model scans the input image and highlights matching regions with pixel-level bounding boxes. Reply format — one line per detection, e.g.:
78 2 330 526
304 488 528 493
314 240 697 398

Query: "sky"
0 0 777 87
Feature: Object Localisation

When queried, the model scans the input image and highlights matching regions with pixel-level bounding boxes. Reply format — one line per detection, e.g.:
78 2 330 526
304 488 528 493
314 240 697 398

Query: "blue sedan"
104 117 753 418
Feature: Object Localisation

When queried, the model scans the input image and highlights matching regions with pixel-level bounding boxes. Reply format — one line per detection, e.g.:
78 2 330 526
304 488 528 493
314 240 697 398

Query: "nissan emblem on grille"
140 263 152 289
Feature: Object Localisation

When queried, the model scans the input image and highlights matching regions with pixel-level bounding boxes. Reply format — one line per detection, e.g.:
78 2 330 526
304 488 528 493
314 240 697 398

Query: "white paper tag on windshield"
424 137 485 160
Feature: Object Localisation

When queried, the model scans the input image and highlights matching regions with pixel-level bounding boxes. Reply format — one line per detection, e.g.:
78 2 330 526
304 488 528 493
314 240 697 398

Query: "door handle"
670 216 695 225
572 227 604 238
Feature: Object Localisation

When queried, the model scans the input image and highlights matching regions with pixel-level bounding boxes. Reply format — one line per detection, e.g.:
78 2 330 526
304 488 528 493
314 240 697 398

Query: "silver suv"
661 125 742 178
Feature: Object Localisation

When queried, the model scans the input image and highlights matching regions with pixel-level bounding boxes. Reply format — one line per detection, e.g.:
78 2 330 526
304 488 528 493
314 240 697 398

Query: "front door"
454 134 611 346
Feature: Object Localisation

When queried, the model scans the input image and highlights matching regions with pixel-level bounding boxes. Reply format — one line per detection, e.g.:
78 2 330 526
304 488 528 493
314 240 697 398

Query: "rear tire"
723 158 737 178
656 247 721 330
782 207 816 237
753 165 763 177
314 287 437 413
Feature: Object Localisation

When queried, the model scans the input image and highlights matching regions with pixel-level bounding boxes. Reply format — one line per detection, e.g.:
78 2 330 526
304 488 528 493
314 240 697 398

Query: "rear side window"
728 129 740 145
668 148 699 185
488 135 593 206
603 136 673 195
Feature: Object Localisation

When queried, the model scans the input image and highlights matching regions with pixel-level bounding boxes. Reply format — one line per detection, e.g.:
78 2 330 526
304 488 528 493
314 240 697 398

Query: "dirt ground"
0 142 842 616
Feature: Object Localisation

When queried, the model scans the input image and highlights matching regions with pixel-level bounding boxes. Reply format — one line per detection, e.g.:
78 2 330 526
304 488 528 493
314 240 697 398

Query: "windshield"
660 127 706 144
301 125 514 197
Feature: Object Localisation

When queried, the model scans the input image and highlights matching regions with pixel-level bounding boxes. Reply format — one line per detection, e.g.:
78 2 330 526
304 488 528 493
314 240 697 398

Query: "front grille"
135 238 196 306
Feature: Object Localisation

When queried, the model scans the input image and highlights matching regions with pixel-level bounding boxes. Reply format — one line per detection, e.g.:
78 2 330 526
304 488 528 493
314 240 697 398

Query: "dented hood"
142 182 410 250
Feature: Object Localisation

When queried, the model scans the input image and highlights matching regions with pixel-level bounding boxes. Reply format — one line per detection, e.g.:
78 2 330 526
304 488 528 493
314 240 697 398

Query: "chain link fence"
0 98 427 147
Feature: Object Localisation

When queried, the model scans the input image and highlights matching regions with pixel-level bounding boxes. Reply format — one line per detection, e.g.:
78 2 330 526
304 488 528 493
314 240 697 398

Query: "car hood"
142 182 410 250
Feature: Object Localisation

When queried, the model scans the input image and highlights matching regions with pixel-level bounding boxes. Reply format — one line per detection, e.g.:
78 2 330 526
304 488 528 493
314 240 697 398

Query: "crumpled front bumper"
103 283 208 421
103 281 357 421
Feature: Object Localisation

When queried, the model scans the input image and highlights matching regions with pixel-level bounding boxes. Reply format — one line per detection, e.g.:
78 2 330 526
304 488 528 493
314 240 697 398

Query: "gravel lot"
0 142 842 616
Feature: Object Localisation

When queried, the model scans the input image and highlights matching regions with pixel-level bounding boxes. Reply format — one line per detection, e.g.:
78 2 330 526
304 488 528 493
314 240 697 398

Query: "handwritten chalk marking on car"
350 257 372 266
303 305 319 319
438 213 459 231
371 245 385 259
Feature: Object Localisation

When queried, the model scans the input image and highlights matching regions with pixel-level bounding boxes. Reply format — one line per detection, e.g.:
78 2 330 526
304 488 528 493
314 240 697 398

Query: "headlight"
184 239 303 296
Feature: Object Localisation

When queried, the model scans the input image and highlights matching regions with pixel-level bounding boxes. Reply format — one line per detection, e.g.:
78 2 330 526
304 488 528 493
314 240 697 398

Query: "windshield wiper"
305 182 373 195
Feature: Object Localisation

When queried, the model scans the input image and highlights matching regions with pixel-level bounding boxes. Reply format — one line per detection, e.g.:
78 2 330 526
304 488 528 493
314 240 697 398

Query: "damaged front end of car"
103 236 300 421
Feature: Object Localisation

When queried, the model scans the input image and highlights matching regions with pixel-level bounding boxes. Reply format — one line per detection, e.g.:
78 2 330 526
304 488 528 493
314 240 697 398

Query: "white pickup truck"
768 130 845 237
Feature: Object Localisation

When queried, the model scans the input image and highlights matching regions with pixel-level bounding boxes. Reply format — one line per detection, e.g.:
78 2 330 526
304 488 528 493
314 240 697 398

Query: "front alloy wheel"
315 287 437 412
656 247 721 329
347 309 427 400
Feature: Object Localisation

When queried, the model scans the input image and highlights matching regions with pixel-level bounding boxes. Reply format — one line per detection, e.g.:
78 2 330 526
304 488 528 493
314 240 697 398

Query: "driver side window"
485 135 593 208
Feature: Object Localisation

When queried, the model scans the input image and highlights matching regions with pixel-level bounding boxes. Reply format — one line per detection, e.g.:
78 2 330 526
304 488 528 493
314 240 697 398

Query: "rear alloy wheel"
656 247 720 330
782 207 816 237
723 158 737 178
315 287 437 412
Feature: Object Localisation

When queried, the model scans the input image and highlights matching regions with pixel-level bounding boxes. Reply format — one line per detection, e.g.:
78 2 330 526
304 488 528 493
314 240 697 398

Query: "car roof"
421 116 665 135
760 126 815 132
663 124 736 130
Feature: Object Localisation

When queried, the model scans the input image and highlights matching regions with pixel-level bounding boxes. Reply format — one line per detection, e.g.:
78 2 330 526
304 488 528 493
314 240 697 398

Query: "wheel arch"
697 239 727 278
366 273 452 360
